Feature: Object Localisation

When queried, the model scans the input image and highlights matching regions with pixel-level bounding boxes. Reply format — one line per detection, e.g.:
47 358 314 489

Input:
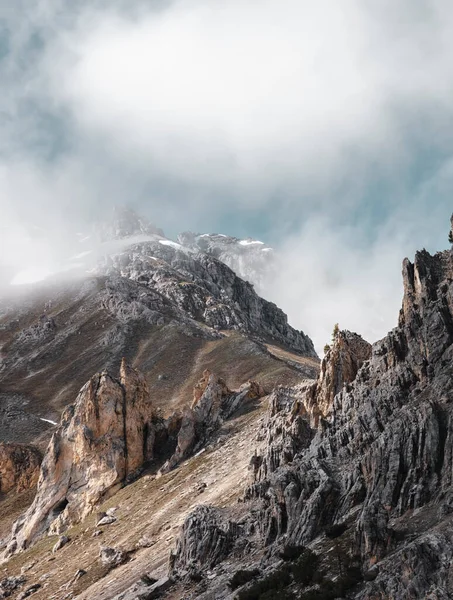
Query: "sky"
0 0 453 351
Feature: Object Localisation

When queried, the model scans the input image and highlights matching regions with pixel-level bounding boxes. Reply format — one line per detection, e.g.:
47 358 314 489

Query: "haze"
0 0 452 352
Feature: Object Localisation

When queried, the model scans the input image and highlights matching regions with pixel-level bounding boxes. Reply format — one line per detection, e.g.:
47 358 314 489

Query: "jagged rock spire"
4 361 154 556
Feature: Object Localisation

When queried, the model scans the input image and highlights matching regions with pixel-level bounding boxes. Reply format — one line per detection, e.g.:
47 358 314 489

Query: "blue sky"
1 0 453 349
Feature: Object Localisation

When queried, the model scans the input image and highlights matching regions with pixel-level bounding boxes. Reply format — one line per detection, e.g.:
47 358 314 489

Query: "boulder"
52 535 70 553
99 546 127 568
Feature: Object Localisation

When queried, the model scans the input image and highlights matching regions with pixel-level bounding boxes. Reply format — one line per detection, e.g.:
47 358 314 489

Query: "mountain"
177 231 275 294
0 209 316 446
0 211 452 600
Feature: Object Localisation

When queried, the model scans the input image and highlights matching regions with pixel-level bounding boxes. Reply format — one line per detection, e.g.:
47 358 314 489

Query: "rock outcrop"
5 360 154 555
170 505 242 578
303 329 372 424
161 370 265 473
0 444 41 495
170 248 453 599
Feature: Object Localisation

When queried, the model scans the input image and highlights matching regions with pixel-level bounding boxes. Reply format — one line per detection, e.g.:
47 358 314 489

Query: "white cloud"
47 0 453 205
1 0 453 349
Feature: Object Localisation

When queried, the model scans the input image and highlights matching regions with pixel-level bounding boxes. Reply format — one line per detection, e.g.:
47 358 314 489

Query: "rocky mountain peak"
96 206 164 241
177 231 274 293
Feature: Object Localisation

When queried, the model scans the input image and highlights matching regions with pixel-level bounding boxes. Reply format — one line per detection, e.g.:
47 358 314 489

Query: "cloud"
47 0 453 207
0 0 453 350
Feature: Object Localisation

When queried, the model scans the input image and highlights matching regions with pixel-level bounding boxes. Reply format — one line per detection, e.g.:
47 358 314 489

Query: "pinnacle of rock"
4 361 154 556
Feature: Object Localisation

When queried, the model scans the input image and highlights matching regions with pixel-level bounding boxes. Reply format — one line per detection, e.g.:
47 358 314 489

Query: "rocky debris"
13 316 56 349
97 515 117 527
136 535 154 549
160 371 265 473
111 576 173 600
0 443 41 494
144 577 173 598
16 583 41 599
196 482 207 494
71 569 86 584
4 360 154 556
99 546 127 568
20 562 36 575
52 535 70 553
0 575 25 599
170 247 453 599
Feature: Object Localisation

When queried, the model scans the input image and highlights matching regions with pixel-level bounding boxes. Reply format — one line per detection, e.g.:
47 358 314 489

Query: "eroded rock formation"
161 370 264 473
170 248 453 600
5 359 154 555
0 444 41 495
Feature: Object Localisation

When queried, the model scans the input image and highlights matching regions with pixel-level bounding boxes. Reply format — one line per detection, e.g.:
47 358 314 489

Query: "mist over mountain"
2 2 453 598
1 204 453 600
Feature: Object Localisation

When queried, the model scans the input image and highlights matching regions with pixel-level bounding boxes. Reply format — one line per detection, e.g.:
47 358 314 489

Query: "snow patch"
198 233 227 238
239 240 264 246
159 240 183 249
11 267 53 285
40 417 58 426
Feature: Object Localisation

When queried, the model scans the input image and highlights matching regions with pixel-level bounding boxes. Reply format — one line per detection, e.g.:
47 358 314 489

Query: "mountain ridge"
0 212 452 600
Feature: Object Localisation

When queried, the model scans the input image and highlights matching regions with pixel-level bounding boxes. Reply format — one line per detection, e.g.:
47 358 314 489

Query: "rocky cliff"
0 444 41 495
167 248 453 599
4 359 154 556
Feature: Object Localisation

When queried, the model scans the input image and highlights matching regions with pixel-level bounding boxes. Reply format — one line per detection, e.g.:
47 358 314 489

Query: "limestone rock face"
5 360 154 555
161 370 264 473
0 443 41 495
305 329 371 423
171 248 453 599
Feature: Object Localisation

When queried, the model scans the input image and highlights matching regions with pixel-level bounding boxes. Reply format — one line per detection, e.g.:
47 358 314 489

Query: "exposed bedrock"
171 249 453 599
0 443 41 495
5 359 154 556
